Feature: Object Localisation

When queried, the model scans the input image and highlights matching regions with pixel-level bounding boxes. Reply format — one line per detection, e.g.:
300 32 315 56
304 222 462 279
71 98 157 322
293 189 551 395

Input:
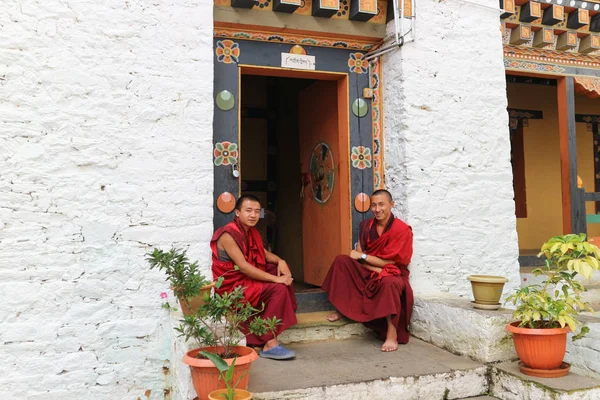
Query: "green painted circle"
216 90 235 111
352 98 368 118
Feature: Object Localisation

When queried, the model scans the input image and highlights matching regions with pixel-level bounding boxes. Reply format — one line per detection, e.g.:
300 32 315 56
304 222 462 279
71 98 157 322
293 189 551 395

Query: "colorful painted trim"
216 40 240 64
214 28 378 51
351 146 372 169
574 76 600 99
214 141 239 166
504 59 566 74
504 45 600 70
371 58 383 189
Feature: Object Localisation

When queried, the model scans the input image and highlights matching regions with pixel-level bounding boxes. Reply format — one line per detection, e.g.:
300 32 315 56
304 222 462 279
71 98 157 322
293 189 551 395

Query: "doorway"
239 69 351 289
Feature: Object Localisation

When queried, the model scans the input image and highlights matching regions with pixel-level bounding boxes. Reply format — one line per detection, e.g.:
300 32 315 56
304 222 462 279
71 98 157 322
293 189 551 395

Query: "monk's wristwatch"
361 253 367 260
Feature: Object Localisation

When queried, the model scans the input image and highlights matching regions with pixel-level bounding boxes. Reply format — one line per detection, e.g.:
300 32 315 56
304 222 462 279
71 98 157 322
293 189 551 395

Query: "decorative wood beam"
510 25 532 45
312 0 340 18
520 1 541 23
580 34 600 54
542 5 564 26
567 10 590 30
533 28 554 48
500 0 516 19
231 0 256 9
350 0 378 22
273 0 301 13
590 14 600 33
556 31 578 50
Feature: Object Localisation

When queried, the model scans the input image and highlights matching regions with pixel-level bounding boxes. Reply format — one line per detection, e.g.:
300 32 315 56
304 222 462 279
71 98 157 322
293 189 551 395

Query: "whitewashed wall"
382 0 521 297
0 1 214 399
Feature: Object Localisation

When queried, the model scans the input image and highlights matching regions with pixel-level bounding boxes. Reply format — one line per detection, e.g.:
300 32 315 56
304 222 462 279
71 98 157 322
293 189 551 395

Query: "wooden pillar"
557 77 580 234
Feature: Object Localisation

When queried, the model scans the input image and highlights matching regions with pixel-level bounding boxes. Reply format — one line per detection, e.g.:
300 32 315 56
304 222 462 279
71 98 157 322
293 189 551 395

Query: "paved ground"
248 336 483 393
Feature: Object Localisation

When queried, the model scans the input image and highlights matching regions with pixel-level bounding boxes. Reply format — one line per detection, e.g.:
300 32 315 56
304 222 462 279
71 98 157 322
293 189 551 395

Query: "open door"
298 79 351 286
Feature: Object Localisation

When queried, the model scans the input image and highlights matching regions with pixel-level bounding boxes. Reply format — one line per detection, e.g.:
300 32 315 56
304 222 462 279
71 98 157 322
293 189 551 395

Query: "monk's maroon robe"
322 215 414 343
211 218 297 346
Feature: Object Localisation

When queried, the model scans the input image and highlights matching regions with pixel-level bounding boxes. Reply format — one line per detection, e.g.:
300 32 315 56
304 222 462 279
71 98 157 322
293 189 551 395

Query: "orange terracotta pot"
182 346 259 400
177 282 215 316
505 321 571 371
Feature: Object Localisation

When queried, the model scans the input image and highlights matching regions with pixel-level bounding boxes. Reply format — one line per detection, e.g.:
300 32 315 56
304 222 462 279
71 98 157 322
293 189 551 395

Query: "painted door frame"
213 37 381 251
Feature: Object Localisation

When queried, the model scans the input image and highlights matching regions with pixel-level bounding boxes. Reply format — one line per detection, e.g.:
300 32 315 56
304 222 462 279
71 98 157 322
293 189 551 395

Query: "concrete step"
278 311 369 345
248 337 489 400
490 361 600 399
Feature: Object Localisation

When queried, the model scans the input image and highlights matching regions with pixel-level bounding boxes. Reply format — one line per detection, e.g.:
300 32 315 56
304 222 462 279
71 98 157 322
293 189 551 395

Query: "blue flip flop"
259 345 296 360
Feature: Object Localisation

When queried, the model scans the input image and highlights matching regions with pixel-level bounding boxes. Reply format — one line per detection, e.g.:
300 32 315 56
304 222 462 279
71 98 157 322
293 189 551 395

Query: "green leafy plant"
200 351 247 400
506 234 600 340
147 248 211 306
176 283 281 358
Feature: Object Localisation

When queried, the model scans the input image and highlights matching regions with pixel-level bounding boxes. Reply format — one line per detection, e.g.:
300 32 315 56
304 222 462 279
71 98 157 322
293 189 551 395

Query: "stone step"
278 311 369 345
490 361 600 399
248 337 489 400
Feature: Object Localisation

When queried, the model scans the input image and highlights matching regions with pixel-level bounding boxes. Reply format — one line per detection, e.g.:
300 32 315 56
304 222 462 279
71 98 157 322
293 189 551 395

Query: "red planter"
506 321 571 371
182 346 258 400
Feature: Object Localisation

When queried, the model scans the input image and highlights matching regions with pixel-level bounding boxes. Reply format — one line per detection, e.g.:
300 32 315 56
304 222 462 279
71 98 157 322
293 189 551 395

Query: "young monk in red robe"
322 189 413 352
211 195 297 360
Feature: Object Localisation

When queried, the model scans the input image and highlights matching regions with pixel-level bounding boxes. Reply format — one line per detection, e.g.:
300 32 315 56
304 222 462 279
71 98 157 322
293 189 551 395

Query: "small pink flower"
160 292 168 299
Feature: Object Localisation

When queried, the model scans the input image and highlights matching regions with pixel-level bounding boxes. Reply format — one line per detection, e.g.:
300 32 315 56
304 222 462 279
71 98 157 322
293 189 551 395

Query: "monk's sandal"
259 345 296 360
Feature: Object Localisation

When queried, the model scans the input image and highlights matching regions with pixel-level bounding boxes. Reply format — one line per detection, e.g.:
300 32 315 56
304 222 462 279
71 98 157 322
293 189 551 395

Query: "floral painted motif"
351 146 372 169
216 40 240 64
348 53 368 74
256 0 271 8
214 142 239 166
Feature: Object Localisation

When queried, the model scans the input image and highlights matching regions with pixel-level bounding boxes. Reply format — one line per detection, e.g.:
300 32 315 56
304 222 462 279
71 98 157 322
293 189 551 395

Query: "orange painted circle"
217 192 236 213
354 193 370 213
290 45 307 55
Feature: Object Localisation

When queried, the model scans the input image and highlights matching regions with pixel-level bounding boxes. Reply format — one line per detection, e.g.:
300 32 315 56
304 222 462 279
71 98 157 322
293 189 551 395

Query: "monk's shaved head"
371 189 393 202
235 194 261 211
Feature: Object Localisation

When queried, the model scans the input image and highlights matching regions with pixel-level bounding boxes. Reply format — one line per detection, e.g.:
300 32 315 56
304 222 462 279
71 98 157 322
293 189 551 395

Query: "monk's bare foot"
262 338 278 352
381 338 398 352
326 311 343 322
381 316 397 352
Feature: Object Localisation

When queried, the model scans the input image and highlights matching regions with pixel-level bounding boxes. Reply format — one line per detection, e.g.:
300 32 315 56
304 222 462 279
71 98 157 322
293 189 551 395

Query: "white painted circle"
570 0 575 6
582 2 587 8
595 4 600 10
557 0 563 4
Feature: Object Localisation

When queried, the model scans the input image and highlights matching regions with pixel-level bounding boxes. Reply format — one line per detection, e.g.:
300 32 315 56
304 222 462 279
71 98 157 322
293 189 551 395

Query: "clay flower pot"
178 282 216 316
182 346 258 400
467 275 508 305
506 321 571 376
208 389 253 400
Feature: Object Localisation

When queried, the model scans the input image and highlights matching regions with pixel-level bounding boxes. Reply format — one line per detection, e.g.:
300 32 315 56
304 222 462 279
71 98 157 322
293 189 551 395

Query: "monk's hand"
277 259 292 277
350 250 363 260
275 275 293 286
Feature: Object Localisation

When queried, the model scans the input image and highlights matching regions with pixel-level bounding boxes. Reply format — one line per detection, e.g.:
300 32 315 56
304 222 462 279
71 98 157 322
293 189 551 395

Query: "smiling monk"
211 195 297 360
322 189 414 352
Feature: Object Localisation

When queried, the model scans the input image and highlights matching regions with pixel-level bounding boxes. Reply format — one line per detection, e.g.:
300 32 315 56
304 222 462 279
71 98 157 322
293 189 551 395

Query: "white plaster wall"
382 0 520 297
0 1 214 399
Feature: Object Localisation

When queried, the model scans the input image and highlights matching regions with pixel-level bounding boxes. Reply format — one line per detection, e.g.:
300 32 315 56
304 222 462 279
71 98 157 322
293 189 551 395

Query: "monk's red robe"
322 215 414 343
211 218 297 346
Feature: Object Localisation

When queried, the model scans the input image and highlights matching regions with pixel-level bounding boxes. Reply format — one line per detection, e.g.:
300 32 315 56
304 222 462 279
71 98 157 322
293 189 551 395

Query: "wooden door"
298 79 351 286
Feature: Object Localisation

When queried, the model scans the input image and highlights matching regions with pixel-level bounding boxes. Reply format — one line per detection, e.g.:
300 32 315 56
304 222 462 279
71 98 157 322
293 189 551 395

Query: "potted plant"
147 248 214 315
201 351 253 400
179 283 280 400
467 274 509 310
505 234 600 377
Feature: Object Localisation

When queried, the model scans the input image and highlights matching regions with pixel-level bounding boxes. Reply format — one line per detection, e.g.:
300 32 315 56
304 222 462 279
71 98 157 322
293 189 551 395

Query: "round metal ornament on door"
310 142 335 204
